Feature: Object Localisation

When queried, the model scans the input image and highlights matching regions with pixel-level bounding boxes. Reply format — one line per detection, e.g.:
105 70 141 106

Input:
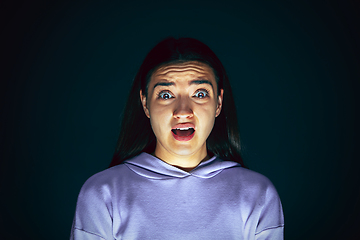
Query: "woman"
70 37 284 240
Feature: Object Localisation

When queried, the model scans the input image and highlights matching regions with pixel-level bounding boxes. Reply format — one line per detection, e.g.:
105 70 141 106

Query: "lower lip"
171 130 195 141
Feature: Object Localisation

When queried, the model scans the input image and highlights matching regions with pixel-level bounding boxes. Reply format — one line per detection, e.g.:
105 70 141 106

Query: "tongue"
173 129 194 137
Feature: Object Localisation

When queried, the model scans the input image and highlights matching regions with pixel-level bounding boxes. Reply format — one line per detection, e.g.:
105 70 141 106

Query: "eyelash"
157 91 174 100
194 89 209 99
156 89 210 100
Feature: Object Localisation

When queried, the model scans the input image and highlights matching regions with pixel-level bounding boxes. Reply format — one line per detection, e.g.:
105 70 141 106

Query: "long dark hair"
109 37 246 168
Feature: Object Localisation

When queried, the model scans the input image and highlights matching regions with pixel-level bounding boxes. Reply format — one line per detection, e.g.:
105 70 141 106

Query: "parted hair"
109 37 246 168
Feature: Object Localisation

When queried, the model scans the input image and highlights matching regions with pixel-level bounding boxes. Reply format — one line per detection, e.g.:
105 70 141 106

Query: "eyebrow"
153 79 213 90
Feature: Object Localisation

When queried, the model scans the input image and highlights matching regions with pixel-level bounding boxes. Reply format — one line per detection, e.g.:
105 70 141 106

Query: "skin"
140 61 223 171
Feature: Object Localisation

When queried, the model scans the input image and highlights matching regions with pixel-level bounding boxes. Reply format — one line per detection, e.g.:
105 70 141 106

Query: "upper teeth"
176 127 192 130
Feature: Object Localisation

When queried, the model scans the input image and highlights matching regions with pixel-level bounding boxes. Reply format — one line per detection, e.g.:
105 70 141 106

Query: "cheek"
148 106 170 133
196 104 217 129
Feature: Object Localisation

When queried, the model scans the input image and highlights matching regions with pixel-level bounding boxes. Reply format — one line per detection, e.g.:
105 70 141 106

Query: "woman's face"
140 61 223 163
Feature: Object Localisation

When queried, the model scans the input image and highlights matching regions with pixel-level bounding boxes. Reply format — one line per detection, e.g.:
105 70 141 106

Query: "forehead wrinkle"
153 74 213 88
152 79 216 96
160 65 208 71
159 61 208 69
154 62 214 76
154 68 211 78
150 62 217 93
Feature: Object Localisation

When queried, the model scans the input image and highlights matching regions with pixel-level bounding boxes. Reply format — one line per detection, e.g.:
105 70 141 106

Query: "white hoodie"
70 152 284 240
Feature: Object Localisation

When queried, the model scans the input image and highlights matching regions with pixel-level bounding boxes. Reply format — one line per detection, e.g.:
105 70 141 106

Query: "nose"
173 96 193 119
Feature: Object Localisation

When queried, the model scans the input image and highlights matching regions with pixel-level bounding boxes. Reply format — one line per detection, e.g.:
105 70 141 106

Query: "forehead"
151 61 215 82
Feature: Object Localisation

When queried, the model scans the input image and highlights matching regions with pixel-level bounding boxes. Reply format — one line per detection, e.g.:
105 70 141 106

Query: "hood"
124 152 240 180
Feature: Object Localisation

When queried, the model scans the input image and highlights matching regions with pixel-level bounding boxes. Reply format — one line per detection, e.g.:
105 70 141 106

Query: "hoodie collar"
124 152 240 180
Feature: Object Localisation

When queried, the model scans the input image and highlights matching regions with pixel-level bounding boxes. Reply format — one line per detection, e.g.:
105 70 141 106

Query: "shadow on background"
1 0 359 239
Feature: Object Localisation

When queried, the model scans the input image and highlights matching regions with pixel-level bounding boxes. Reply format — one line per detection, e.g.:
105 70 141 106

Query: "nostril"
173 109 194 118
174 113 194 119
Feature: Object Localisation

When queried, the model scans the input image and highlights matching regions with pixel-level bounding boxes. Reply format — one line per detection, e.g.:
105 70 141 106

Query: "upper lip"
172 122 195 130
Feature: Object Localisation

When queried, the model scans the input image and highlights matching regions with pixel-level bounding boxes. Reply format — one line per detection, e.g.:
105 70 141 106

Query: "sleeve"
255 181 284 240
71 227 106 240
70 176 114 240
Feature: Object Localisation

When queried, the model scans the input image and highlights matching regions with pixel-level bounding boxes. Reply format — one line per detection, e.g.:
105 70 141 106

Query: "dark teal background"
1 0 359 239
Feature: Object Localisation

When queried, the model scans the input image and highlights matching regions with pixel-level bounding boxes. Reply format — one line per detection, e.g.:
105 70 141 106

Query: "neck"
152 143 209 172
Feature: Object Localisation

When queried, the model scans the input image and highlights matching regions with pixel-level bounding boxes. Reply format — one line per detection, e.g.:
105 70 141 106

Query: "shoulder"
72 165 128 238
221 165 283 218
220 164 279 197
223 164 273 185
78 164 131 198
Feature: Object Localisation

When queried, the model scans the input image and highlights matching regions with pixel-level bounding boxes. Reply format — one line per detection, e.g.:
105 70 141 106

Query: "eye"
158 91 174 100
194 89 209 99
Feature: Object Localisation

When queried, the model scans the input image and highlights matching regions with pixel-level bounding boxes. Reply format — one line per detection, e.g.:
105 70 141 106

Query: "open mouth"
171 127 195 137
